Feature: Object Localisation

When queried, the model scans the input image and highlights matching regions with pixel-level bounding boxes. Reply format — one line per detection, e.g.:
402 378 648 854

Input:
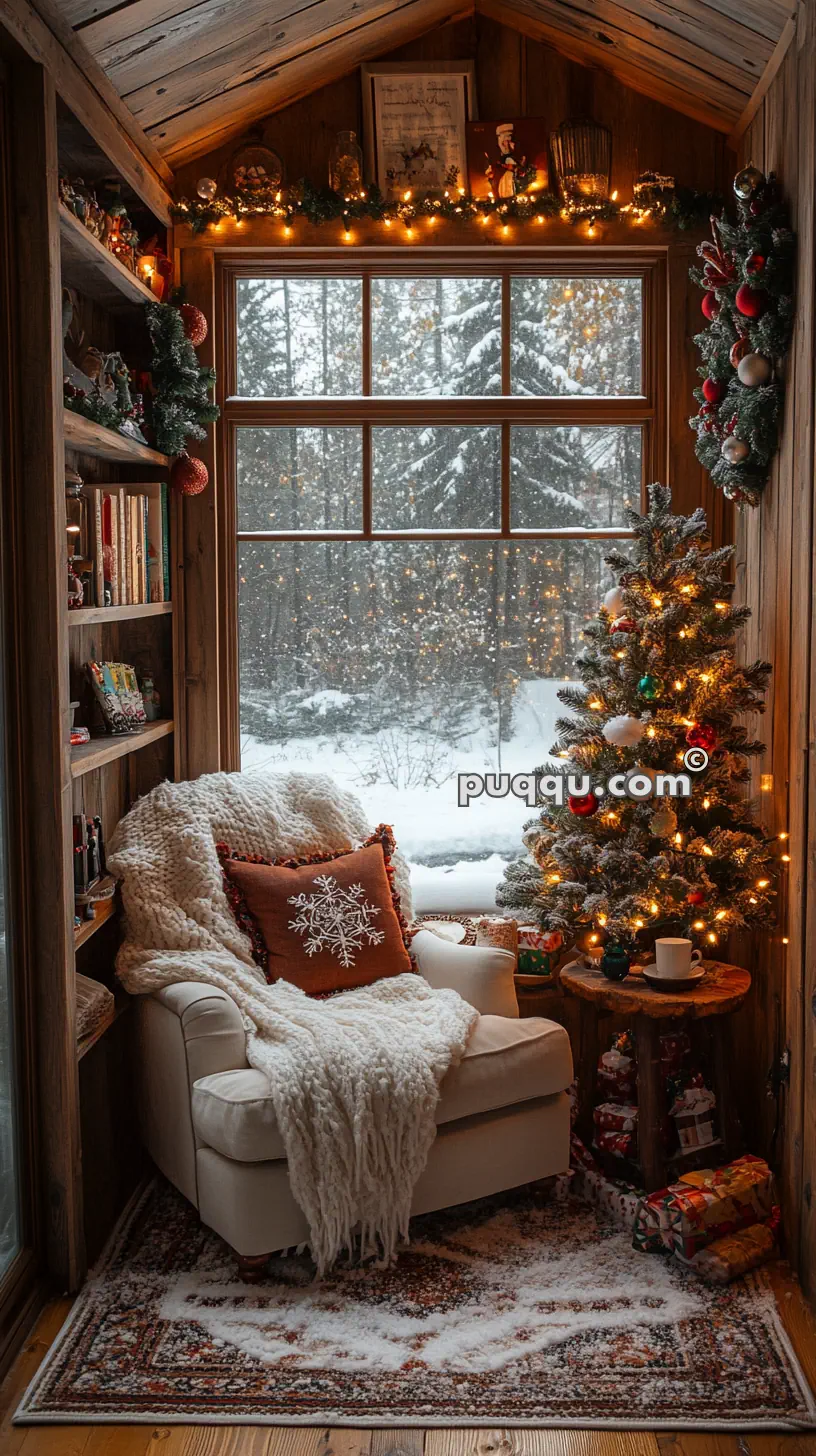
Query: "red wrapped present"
632 1154 775 1258
594 1129 636 1159
593 1102 638 1133
690 1221 776 1283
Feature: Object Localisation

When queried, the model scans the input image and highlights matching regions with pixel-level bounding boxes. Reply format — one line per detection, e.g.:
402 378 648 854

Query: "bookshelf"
70 719 174 778
59 203 157 311
69 601 173 626
63 409 171 467
74 897 117 949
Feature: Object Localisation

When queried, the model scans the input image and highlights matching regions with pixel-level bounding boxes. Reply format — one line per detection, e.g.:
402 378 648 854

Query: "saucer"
642 964 706 993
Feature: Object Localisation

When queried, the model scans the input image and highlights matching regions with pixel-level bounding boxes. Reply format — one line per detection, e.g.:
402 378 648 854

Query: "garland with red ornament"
144 295 219 493
690 165 794 507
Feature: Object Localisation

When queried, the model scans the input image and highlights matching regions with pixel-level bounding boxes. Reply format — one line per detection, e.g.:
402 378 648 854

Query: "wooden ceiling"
45 0 797 167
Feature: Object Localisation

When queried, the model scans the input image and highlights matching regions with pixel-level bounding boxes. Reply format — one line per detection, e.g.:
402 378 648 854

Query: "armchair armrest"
149 981 248 1085
411 929 519 1018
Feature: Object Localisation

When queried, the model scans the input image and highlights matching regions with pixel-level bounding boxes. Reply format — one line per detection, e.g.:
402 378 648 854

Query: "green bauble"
600 944 631 982
638 674 663 701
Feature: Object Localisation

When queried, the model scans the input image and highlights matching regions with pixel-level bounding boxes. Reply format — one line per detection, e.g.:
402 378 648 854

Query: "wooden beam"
0 0 174 221
477 0 742 132
149 0 468 163
727 13 798 148
7 58 85 1291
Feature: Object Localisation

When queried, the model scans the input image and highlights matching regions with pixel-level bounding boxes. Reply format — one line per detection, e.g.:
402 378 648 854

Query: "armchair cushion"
191 1013 572 1164
411 928 519 1017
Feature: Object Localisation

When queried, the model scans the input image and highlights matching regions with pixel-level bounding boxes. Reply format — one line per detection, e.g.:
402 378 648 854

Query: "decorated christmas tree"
145 298 219 458
497 485 777 960
690 164 794 506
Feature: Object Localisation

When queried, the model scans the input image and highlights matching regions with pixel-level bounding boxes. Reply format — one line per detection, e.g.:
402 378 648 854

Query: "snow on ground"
241 677 573 911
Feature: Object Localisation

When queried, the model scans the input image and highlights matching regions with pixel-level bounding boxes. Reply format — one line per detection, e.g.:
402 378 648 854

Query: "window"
224 253 663 909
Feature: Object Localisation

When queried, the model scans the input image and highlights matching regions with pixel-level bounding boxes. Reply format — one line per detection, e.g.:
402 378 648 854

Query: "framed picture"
361 62 477 198
467 119 549 200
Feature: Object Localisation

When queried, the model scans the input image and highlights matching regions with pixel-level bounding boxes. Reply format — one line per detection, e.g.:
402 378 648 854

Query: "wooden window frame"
216 247 668 766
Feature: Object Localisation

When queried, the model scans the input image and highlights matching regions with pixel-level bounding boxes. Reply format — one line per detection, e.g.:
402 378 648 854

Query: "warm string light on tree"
497 484 786 962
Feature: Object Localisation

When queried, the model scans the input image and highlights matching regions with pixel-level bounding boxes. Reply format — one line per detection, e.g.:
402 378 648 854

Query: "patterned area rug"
16 1178 815 1429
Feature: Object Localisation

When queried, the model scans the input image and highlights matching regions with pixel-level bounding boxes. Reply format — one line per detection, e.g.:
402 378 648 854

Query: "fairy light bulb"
707 932 717 944
702 845 713 856
588 699 602 710
692 919 705 930
634 918 644 929
715 910 727 921
781 853 791 863
756 878 770 888
779 831 789 840
703 797 711 809
650 901 659 914
598 914 607 926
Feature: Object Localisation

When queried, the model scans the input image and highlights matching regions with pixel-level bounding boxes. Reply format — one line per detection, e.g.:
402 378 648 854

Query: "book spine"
134 495 144 604
91 489 104 607
102 493 117 606
117 493 128 605
161 482 170 603
143 495 151 604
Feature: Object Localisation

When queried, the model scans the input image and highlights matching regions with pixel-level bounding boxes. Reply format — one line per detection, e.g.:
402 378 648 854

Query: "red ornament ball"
735 283 768 319
685 722 717 753
610 617 638 635
729 335 750 368
687 890 706 906
746 252 765 275
702 377 726 404
568 792 599 817
179 302 208 346
701 291 720 321
172 453 209 496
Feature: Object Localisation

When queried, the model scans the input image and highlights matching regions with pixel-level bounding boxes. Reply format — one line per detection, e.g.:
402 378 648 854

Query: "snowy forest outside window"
226 254 662 909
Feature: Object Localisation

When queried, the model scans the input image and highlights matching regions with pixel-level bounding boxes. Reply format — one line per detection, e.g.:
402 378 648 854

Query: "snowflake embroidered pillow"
216 826 412 995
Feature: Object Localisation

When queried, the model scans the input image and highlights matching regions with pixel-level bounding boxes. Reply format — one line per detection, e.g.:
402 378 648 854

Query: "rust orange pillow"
216 825 412 995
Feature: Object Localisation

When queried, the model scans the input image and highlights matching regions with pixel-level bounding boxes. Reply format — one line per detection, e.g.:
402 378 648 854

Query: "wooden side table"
560 960 751 1192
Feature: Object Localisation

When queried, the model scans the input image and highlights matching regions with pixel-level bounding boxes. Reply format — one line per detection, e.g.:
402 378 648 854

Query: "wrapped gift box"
594 1129 636 1159
690 1221 777 1283
594 1102 638 1133
632 1154 775 1259
517 925 562 976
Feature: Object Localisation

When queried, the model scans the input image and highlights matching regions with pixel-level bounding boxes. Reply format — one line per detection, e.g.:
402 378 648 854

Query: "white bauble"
721 436 750 464
737 352 772 387
650 806 678 838
602 714 645 747
603 586 626 617
196 176 217 200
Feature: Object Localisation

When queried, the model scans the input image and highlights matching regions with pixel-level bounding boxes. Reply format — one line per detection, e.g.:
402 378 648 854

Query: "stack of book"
83 482 170 607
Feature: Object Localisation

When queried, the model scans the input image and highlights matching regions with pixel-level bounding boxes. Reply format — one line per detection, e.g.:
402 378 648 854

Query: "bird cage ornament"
550 118 612 213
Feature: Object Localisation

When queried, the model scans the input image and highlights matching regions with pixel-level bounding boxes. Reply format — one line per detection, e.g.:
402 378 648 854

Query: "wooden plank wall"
732 0 816 1291
173 12 735 780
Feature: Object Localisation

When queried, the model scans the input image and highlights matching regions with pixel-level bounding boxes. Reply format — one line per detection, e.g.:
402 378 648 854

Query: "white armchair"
134 930 572 1278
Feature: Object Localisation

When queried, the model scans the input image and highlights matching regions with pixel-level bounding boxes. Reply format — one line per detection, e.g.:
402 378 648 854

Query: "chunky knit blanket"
108 771 477 1273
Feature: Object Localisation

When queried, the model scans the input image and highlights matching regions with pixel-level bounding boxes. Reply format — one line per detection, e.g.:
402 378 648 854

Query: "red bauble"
610 617 638 634
685 722 717 753
701 291 720 321
746 252 765 275
729 335 750 368
735 283 768 319
568 792 599 817
172 453 209 496
702 377 726 404
179 302 208 346
687 890 706 906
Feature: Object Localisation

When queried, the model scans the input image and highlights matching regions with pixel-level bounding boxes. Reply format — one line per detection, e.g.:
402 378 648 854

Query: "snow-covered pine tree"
497 483 776 957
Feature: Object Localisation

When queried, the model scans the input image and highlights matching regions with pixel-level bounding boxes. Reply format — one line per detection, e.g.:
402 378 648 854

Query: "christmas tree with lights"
498 484 779 960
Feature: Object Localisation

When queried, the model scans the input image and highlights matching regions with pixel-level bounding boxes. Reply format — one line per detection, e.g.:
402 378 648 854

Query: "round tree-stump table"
560 960 751 1192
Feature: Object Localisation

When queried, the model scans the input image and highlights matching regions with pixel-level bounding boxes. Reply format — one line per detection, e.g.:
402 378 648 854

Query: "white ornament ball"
650 805 678 838
737 352 772 388
603 586 626 617
602 714 645 748
721 436 750 465
197 176 217 201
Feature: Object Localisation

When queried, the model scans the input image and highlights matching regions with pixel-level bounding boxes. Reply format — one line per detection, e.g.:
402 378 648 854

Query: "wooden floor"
2 1263 815 1456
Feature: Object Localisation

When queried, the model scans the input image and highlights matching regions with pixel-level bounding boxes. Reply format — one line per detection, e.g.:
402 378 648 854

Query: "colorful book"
146 490 164 602
117 492 128 605
161 483 170 602
90 489 104 607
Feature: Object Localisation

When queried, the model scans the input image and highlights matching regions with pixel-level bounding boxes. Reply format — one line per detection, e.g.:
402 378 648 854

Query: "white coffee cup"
654 937 703 979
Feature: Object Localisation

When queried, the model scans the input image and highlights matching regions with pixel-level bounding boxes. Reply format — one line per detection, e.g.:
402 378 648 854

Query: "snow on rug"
16 1178 815 1430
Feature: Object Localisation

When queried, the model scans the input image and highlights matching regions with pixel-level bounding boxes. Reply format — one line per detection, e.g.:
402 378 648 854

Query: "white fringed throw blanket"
108 771 477 1273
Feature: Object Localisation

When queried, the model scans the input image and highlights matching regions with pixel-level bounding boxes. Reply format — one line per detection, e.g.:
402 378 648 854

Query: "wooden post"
634 1014 666 1193
8 57 84 1289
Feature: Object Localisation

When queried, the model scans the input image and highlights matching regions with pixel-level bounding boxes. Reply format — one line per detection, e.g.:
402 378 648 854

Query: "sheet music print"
374 75 467 196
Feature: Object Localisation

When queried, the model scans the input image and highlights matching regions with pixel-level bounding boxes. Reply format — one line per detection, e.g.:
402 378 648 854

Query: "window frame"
216 247 668 765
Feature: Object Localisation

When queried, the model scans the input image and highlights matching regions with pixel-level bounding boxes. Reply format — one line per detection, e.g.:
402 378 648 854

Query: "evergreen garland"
171 179 722 235
497 484 777 956
689 167 795 506
144 300 220 457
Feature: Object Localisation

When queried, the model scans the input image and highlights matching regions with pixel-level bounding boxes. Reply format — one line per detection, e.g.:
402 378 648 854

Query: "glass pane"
237 427 362 532
236 277 363 397
511 276 642 396
371 277 501 396
238 538 616 902
512 425 642 529
372 426 500 531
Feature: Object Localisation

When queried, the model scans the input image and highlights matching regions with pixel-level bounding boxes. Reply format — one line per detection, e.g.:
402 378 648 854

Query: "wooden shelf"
68 601 173 626
59 204 157 311
64 409 171 468
74 897 117 948
77 991 130 1061
70 718 174 778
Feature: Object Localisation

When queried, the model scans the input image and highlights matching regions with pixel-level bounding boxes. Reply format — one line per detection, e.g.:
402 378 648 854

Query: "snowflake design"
288 874 385 968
